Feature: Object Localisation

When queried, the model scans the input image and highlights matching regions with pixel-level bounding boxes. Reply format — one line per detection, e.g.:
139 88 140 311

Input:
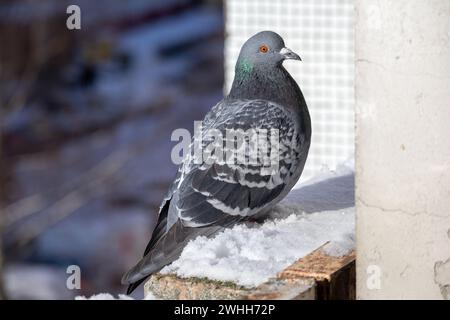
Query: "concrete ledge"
144 274 251 299
246 278 316 300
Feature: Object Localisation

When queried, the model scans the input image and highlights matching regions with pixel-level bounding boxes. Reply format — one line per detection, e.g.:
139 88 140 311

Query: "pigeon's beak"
280 47 302 61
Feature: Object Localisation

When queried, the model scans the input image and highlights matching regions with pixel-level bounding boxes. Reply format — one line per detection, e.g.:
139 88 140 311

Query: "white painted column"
356 0 450 299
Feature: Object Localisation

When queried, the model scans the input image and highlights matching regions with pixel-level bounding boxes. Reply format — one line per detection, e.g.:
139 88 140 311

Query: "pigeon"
122 31 311 294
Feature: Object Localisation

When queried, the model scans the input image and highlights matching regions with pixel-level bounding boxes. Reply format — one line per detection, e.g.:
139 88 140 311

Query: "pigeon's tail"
122 254 167 294
122 244 182 294
126 278 146 295
122 219 231 295
122 203 172 295
121 218 219 295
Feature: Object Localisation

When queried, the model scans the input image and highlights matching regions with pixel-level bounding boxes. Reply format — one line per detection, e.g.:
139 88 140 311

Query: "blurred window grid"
225 0 355 180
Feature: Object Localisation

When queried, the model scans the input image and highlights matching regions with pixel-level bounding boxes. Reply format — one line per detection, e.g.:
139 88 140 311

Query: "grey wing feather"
122 99 307 286
175 99 305 226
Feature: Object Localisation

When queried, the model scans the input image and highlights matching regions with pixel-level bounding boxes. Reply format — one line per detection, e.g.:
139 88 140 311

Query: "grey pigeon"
122 31 311 294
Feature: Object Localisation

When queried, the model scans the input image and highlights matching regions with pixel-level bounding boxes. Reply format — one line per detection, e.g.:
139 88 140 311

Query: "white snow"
161 160 355 288
143 292 160 300
75 292 159 300
75 293 134 300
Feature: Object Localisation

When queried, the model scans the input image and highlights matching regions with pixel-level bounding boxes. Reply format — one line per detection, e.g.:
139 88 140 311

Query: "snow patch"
161 162 355 288
75 293 134 300
144 292 160 300
75 291 160 300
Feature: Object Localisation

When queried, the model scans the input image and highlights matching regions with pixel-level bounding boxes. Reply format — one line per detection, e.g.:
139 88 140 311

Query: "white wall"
356 0 450 299
225 0 354 181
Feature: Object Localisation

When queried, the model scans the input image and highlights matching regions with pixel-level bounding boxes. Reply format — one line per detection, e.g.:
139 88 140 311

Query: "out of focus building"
1 0 224 298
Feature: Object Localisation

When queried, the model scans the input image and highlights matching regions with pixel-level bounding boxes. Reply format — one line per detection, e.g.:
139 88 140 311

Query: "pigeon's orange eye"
259 45 269 53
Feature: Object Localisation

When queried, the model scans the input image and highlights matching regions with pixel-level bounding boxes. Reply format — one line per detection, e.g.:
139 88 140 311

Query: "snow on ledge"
161 161 355 288
75 293 134 300
75 292 159 300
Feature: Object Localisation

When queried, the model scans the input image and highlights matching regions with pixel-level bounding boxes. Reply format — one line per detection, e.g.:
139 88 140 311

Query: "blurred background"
225 0 354 178
0 0 354 299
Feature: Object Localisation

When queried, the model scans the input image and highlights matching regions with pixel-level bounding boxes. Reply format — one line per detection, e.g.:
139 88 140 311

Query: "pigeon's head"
236 31 301 71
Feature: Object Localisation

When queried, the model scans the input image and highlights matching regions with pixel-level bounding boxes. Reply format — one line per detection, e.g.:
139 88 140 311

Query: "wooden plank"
278 244 356 300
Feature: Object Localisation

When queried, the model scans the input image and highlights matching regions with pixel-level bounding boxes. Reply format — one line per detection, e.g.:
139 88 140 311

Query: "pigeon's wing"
176 99 306 227
137 100 227 256
122 99 307 291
